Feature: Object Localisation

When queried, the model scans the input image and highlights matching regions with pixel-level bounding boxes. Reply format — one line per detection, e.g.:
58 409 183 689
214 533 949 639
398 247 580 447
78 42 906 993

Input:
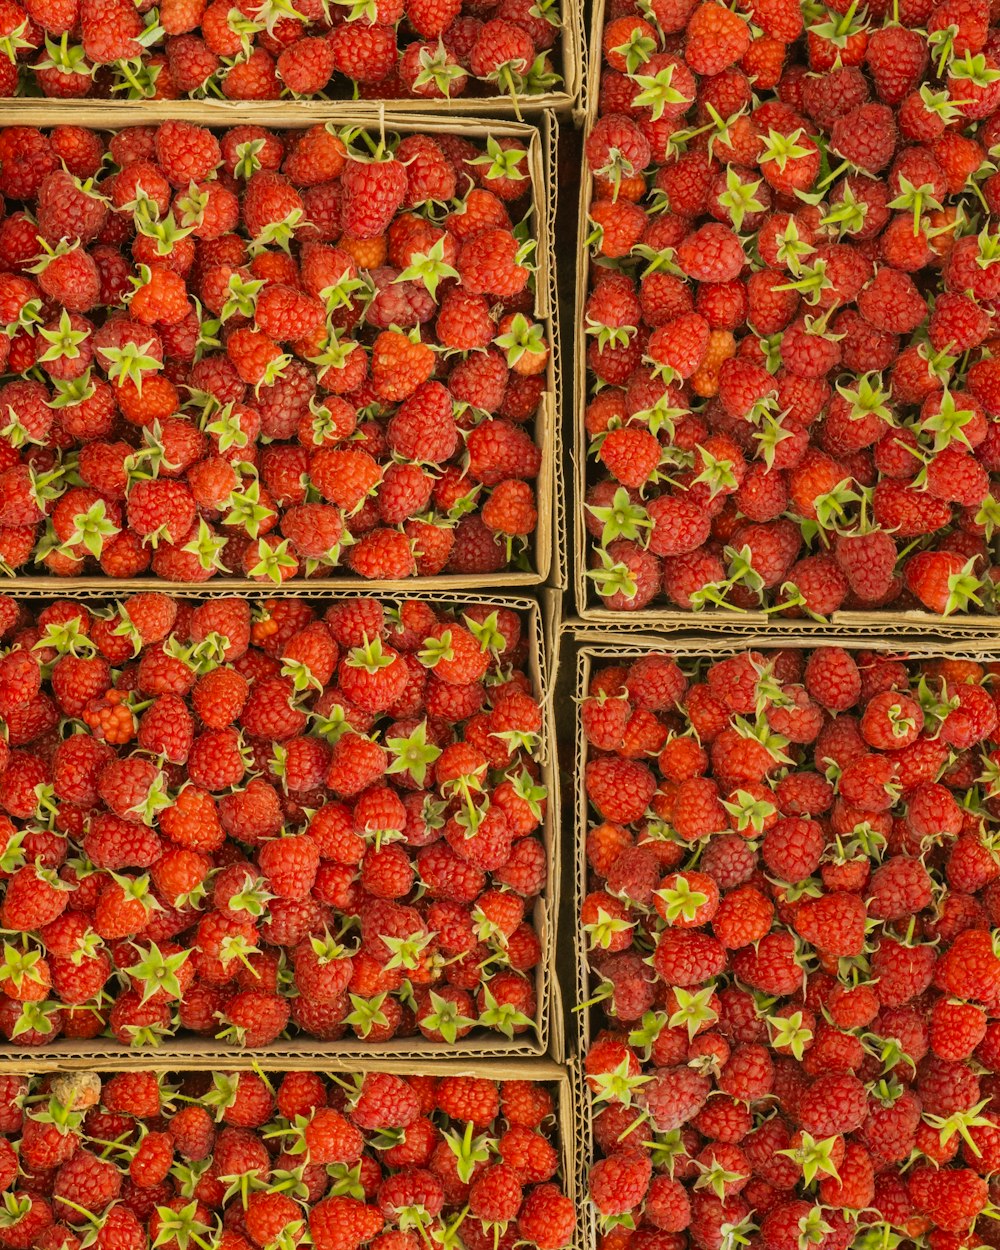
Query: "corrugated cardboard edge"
0 8 582 118
570 1060 595 1250
558 0 584 123
568 0 1000 634
569 629 1000 1239
0 103 557 592
561 612 1000 639
541 111 568 592
569 1057 595 1250
570 0 601 128
0 1051 573 1075
572 16 598 620
0 588 558 1066
557 1056 583 1242
569 632 1000 656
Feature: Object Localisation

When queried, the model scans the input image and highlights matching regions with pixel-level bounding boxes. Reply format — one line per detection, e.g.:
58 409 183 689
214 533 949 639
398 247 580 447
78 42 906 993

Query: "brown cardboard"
574 0 602 130
0 105 561 593
569 1057 593 1250
0 589 559 1064
562 612 1000 639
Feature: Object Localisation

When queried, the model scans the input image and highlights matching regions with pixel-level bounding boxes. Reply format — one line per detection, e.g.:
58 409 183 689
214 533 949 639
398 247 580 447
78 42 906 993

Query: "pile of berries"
583 0 1000 617
0 592 549 1048
581 646 1000 1249
0 120 548 582
0 1068 576 1250
0 0 562 103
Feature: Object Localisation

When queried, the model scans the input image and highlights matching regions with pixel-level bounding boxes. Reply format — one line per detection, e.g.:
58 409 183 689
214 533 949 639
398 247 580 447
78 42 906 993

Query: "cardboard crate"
0 587 563 1065
0 105 564 594
568 629 1000 1243
0 1059 583 1250
569 0 998 634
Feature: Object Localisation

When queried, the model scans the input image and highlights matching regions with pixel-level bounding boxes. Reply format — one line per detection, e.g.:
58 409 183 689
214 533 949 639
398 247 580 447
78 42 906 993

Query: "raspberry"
589 1149 652 1217
54 1149 122 1218
469 1163 522 1225
908 1167 988 1234
80 0 146 62
677 222 747 283
685 2 750 74
516 1184 575 1249
585 756 657 824
277 38 335 94
643 1066 712 1132
655 910 728 973
712 884 774 949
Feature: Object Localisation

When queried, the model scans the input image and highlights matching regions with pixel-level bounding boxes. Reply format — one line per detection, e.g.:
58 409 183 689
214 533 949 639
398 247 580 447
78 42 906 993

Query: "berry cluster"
583 0 1000 617
0 0 563 103
0 592 549 1049
0 121 548 582
0 1068 576 1250
580 646 1000 1248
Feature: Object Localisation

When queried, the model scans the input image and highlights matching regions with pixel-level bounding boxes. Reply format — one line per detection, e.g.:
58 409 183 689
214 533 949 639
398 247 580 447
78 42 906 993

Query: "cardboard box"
568 629 1000 1242
569 0 997 634
0 587 563 1064
1 11 582 119
0 106 563 593
0 1059 582 1250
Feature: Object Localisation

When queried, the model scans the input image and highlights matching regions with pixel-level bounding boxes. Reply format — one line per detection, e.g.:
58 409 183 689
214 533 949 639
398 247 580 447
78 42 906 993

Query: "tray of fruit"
0 0 582 116
573 0 1000 631
573 635 1000 1250
0 1065 579 1250
0 588 562 1061
0 108 562 589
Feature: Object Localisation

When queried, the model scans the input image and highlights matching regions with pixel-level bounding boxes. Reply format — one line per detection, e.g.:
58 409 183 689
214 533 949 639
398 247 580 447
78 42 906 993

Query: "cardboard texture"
0 589 560 1066
575 0 602 132
0 8 582 119
562 613 1000 639
540 113 568 592
0 105 563 594
570 0 1000 634
566 606 1000 637
569 630 1000 1244
569 1058 592 1250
